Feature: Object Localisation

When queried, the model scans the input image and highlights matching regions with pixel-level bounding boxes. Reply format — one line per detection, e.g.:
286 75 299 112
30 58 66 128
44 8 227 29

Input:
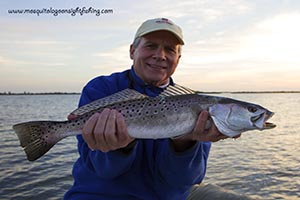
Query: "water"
0 93 299 200
0 95 79 200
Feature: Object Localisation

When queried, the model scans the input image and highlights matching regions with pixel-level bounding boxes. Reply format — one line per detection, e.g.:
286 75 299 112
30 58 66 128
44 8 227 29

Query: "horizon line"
1 91 300 95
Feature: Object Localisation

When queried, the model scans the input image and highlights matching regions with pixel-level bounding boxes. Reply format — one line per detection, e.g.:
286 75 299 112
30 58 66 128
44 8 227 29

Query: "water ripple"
1 94 300 199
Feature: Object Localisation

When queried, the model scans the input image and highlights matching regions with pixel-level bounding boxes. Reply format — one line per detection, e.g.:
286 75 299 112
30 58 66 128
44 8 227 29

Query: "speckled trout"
13 85 275 161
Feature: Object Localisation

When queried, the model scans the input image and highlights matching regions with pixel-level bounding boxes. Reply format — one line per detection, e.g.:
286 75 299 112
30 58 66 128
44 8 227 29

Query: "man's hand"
190 111 228 142
71 108 135 152
171 111 240 152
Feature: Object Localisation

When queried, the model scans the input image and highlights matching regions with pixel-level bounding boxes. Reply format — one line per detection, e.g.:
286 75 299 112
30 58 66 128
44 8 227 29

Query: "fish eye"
247 106 258 113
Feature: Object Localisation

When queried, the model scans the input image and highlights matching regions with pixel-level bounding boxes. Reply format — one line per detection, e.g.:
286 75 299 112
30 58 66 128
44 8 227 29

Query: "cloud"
174 12 300 91
239 12 300 62
1 0 299 92
138 0 251 20
90 44 132 73
181 12 300 68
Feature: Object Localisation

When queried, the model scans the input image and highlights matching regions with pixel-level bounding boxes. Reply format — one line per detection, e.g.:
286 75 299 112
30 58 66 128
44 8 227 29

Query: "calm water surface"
0 93 299 200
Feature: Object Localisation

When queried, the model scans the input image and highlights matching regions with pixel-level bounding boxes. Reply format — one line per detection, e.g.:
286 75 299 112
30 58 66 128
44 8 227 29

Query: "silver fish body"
13 85 275 161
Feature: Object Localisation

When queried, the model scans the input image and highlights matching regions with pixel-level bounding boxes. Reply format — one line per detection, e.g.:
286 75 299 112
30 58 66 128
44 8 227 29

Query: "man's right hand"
78 108 135 152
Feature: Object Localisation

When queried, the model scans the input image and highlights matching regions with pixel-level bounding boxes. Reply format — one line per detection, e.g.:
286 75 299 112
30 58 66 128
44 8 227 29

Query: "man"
64 18 253 200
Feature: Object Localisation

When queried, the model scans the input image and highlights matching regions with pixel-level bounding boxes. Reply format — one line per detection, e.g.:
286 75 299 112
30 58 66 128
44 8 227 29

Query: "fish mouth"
251 111 276 129
264 122 276 129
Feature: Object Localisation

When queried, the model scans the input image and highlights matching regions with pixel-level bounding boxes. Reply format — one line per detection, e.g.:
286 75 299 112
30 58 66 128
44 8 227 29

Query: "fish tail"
13 121 67 161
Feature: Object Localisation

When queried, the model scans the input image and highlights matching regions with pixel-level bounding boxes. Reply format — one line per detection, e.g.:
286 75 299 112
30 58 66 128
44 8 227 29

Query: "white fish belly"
127 111 197 139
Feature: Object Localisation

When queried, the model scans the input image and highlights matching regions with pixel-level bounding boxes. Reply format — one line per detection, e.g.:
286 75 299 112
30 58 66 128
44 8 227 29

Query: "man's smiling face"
130 31 181 87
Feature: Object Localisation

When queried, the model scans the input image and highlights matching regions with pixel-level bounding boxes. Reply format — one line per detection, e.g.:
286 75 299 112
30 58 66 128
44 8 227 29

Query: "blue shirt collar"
129 66 174 97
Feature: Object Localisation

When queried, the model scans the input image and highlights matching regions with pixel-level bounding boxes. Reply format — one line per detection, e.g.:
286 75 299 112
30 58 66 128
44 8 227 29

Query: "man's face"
130 31 181 87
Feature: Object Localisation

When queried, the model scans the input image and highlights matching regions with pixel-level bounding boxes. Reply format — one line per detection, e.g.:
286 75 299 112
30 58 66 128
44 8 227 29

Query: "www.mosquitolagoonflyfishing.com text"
7 7 114 17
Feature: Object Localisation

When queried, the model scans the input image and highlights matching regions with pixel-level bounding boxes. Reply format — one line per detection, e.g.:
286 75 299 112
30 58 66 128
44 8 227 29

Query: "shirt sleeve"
156 139 211 188
75 78 138 179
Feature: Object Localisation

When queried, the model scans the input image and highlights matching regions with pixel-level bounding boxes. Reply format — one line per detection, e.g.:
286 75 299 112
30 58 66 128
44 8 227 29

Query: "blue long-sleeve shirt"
64 67 211 200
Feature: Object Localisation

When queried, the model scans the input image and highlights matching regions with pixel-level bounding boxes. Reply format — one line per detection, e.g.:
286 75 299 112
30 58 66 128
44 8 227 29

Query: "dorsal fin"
71 89 147 116
159 84 196 97
71 84 195 116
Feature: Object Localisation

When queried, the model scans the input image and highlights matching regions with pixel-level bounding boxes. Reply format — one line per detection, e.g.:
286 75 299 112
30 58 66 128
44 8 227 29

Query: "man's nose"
153 47 166 61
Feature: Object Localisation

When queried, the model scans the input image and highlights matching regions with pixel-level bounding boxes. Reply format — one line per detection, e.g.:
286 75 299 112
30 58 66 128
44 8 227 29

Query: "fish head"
208 101 276 137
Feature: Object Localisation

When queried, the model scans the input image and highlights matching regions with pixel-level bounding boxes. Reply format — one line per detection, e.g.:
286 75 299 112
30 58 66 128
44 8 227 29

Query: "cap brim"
138 28 184 45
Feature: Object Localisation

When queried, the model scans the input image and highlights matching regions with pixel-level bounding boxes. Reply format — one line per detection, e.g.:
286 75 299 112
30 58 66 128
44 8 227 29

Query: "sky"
1 0 300 92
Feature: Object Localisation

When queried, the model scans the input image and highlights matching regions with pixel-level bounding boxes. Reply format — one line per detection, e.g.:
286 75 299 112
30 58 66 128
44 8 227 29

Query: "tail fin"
13 121 66 161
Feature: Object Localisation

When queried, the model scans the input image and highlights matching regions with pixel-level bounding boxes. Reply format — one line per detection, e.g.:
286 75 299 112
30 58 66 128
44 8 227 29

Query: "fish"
13 84 276 161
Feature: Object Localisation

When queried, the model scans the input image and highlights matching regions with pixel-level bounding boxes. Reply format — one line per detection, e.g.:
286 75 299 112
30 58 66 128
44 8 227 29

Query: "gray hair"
132 37 142 48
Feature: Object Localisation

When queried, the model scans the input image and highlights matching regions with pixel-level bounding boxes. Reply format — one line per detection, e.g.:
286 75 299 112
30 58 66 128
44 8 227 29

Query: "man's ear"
129 44 135 60
176 54 181 66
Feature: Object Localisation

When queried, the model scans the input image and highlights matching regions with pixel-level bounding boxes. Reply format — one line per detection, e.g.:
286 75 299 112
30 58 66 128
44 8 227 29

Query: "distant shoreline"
198 91 300 94
1 91 300 95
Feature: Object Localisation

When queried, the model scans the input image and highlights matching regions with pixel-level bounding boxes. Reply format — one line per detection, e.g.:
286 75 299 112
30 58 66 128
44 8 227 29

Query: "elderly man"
64 18 253 200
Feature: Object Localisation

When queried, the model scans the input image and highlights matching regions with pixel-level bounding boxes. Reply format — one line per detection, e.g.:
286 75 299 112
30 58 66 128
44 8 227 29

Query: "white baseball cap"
134 18 184 45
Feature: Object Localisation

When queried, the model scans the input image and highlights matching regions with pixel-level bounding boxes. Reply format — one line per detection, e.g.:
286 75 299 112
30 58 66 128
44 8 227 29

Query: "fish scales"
70 94 209 139
12 84 276 161
119 94 207 138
